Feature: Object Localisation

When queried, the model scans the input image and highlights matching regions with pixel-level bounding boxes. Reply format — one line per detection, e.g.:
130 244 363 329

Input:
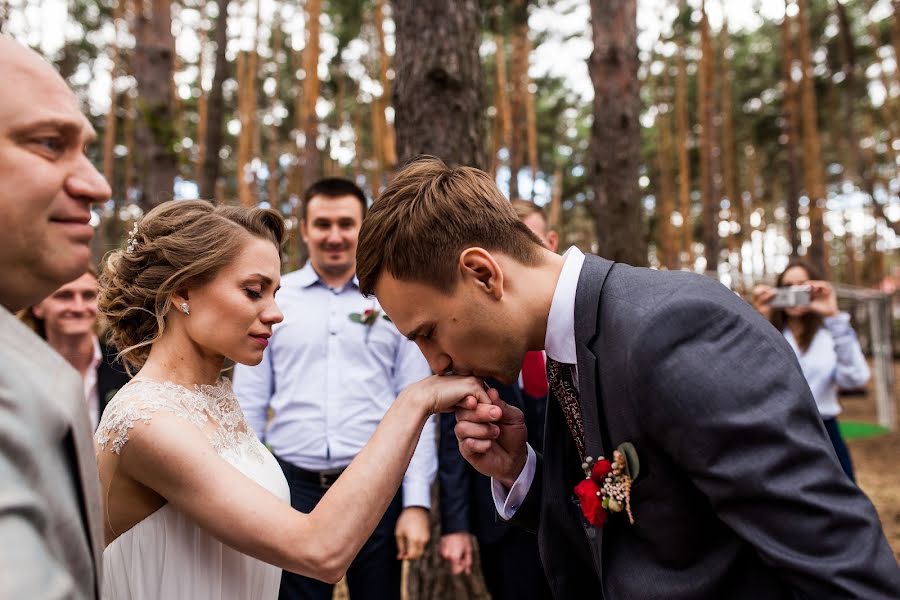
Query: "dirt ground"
840 360 900 560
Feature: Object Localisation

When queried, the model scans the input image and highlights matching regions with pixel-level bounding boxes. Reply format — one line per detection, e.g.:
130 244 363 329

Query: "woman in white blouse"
753 261 870 481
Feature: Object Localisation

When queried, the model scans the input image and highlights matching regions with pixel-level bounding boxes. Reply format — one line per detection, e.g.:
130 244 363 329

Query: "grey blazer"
511 255 900 599
0 305 103 599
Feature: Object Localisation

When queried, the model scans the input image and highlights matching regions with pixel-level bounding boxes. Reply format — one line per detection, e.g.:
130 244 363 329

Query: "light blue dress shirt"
233 262 436 508
783 313 870 419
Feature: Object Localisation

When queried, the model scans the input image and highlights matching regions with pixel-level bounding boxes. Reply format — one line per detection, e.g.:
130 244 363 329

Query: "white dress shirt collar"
544 246 585 365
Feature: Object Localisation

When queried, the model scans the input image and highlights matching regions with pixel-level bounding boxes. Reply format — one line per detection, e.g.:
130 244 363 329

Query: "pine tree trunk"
194 26 209 186
393 0 485 168
588 0 646 266
236 50 255 207
132 0 177 209
491 30 512 177
655 59 677 270
781 9 802 257
375 0 397 174
199 0 229 199
507 0 529 198
675 3 693 266
302 0 322 186
123 89 136 199
718 20 739 269
548 164 563 232
524 36 538 189
392 0 487 595
266 8 283 207
102 0 124 187
698 1 719 271
795 0 828 275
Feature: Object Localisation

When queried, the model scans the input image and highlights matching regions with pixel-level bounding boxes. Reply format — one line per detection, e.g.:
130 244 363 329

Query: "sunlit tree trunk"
507 0 529 198
719 19 739 271
194 25 209 186
302 0 322 186
374 0 397 175
655 58 678 270
199 0 229 199
675 0 693 266
795 0 828 274
132 0 177 209
781 9 802 257
698 1 718 271
102 0 125 187
588 0 645 265
491 29 512 177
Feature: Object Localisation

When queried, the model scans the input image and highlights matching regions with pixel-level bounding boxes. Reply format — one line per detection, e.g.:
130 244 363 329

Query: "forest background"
3 0 899 596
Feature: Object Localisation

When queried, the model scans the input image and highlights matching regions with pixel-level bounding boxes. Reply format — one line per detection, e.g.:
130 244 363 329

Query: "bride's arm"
116 375 492 582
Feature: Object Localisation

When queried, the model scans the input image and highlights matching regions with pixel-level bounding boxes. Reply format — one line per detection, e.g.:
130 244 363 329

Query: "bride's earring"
179 302 190 315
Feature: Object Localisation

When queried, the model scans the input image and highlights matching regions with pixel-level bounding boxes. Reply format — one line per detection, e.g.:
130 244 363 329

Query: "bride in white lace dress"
94 201 489 600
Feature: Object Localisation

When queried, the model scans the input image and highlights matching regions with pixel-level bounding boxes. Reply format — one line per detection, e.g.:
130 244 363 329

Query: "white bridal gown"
95 378 290 600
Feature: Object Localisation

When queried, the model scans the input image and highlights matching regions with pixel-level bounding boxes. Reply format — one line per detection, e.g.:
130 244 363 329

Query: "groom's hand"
454 388 528 488
395 506 430 560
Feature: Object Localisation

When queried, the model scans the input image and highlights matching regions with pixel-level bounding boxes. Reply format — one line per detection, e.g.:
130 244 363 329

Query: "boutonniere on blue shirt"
574 442 639 529
349 307 383 342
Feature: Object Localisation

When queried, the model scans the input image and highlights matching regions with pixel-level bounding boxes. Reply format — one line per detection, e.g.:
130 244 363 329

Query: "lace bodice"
95 377 265 463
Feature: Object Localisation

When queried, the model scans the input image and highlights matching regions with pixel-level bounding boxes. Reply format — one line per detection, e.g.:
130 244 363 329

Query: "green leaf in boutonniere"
349 308 381 326
382 314 392 323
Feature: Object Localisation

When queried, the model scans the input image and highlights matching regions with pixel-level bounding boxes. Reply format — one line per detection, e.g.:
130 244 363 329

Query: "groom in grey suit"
357 157 900 599
0 36 112 599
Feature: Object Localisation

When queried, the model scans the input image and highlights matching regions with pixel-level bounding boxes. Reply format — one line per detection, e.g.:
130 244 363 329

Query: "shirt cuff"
491 444 536 520
823 312 851 335
401 479 432 510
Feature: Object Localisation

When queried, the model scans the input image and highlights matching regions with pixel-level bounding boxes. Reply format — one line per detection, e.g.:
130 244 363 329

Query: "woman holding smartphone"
752 260 870 481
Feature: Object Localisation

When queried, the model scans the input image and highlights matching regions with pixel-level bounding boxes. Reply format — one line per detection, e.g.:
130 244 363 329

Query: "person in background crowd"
752 260 870 481
438 199 554 599
20 267 130 430
233 178 436 600
0 34 111 599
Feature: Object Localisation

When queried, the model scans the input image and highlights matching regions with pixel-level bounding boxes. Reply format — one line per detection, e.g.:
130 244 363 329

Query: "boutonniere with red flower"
349 307 381 326
574 442 639 529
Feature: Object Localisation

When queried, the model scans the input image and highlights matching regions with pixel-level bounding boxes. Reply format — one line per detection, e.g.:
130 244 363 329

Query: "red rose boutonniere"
349 307 383 341
574 443 639 528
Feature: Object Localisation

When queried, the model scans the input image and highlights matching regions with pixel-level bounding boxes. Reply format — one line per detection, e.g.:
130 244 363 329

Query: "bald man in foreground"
0 36 112 599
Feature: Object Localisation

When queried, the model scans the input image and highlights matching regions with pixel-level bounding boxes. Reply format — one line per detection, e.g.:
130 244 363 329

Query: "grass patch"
839 421 891 441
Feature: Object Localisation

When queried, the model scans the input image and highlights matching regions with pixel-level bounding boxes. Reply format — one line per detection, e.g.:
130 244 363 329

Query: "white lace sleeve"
95 378 263 462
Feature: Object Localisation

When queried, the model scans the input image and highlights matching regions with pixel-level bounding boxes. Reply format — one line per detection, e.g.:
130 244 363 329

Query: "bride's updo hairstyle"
99 200 285 372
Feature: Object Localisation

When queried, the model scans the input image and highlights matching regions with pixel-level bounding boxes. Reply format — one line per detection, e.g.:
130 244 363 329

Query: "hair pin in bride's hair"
126 222 140 254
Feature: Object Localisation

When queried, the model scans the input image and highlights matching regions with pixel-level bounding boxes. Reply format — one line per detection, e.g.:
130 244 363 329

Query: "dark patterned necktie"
546 357 585 461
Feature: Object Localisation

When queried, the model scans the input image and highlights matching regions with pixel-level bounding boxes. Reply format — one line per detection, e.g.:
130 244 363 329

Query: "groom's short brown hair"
357 156 543 295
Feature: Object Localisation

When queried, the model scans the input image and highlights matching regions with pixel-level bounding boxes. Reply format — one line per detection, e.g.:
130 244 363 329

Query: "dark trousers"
479 527 553 600
822 417 856 483
276 456 403 600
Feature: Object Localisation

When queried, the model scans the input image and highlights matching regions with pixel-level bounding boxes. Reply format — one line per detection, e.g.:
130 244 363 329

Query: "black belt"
275 455 346 489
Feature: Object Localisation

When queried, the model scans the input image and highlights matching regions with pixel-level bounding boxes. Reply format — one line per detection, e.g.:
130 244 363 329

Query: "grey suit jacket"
511 255 900 599
0 305 103 599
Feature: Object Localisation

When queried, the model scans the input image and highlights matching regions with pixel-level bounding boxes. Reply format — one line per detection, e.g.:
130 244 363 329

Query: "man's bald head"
0 35 111 311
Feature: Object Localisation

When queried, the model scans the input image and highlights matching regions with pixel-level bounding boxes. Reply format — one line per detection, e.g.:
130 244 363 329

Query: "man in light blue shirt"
233 178 435 600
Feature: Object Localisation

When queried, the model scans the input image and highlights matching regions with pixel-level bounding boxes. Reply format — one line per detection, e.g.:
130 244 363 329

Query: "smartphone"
769 285 812 309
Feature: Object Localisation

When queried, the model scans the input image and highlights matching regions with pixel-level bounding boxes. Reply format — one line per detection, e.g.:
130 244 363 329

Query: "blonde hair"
99 201 285 372
510 198 548 225
357 156 543 296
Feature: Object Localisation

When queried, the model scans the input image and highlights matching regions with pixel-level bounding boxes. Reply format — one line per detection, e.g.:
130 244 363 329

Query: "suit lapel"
574 254 615 459
572 254 615 584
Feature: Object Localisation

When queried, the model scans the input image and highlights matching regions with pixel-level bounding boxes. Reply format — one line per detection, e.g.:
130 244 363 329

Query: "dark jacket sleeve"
438 412 471 534
631 286 900 598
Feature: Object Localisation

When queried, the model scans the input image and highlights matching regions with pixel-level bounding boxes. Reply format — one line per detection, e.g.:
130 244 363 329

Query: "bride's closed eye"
244 288 262 299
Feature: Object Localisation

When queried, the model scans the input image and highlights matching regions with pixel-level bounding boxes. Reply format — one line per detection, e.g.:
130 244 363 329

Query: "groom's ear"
459 248 504 300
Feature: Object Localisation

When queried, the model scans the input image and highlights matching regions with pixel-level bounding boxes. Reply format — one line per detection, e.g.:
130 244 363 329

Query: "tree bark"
392 0 487 595
675 0 693 265
132 0 178 209
655 59 678 270
491 30 512 177
781 9 802 257
718 19 739 269
698 1 719 271
199 0 229 200
194 25 209 186
374 0 397 174
587 0 645 265
302 0 322 186
795 0 828 275
102 0 125 187
507 0 529 198
393 0 485 168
